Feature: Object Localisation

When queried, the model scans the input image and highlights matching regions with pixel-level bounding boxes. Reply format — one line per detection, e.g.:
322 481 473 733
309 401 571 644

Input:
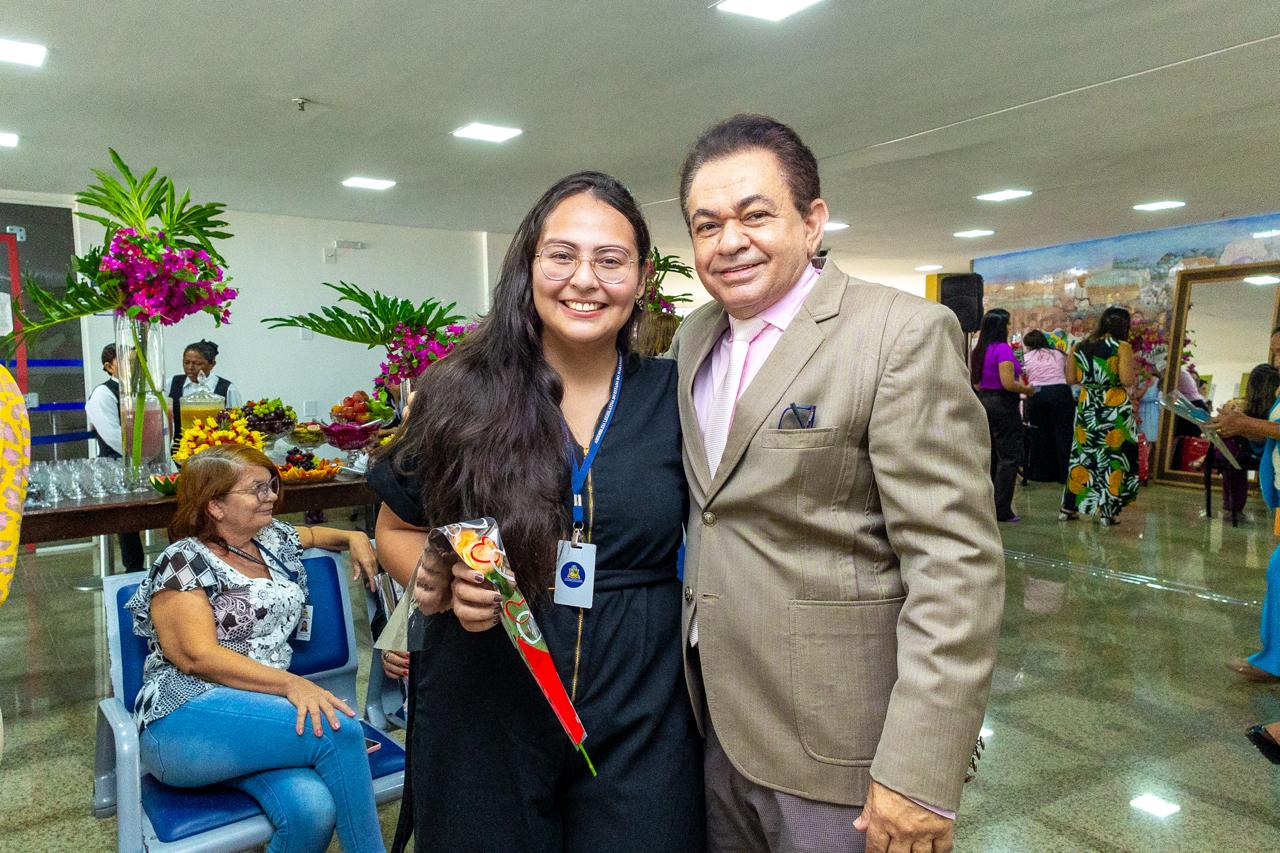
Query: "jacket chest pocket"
760 427 838 450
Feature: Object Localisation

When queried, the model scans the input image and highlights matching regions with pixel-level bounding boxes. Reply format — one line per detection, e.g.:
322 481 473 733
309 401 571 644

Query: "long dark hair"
1023 329 1049 350
1080 306 1131 360
1087 307 1131 343
391 171 651 592
970 309 1011 386
1245 363 1280 419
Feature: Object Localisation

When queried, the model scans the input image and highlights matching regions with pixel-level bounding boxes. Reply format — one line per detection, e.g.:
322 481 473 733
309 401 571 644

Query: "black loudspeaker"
939 273 984 333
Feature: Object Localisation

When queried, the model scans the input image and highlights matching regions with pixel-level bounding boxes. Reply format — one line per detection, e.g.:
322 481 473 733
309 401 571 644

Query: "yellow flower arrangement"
174 414 264 462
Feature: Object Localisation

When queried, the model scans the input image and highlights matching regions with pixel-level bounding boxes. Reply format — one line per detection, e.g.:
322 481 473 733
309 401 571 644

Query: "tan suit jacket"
670 262 1004 812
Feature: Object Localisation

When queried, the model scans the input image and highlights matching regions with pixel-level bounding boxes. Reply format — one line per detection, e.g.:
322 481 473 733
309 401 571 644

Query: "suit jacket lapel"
679 307 729 496
705 264 848 501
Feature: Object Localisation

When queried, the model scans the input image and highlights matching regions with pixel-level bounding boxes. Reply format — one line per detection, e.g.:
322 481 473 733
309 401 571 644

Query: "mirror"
1153 261 1280 487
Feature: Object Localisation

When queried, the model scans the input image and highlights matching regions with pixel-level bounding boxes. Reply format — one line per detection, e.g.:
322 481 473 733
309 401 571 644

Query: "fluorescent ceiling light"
0 37 47 67
0 132 17 148
823 221 849 232
715 0 825 21
914 264 944 272
1253 229 1280 239
1244 275 1280 286
975 189 1032 202
342 177 396 190
954 229 995 238
1129 794 1180 818
1133 200 1185 211
451 122 523 143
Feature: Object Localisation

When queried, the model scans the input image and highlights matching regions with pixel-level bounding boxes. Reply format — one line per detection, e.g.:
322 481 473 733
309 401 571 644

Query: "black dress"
368 356 704 853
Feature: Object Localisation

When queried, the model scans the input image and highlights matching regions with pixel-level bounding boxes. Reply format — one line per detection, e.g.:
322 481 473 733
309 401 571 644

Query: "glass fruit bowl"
319 419 386 466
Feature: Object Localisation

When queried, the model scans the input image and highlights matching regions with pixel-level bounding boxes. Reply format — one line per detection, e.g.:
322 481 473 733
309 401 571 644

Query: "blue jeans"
140 687 385 853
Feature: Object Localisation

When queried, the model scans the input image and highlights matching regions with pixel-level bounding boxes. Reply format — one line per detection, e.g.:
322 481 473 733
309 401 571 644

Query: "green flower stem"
125 319 172 484
129 319 172 420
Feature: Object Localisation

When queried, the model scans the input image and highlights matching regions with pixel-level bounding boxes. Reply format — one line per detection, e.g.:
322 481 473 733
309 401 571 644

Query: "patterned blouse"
124 520 308 729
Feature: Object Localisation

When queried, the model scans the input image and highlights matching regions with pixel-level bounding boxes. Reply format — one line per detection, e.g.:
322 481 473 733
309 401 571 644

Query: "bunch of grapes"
240 398 297 435
285 447 316 471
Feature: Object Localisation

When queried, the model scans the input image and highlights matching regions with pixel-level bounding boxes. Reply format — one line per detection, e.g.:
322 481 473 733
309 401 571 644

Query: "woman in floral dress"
1060 307 1139 525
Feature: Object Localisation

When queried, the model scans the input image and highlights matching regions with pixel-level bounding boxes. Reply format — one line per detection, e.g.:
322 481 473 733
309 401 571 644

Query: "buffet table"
20 478 379 545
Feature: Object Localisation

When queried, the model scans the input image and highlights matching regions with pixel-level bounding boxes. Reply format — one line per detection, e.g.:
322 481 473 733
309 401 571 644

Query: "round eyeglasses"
227 476 281 502
536 245 636 285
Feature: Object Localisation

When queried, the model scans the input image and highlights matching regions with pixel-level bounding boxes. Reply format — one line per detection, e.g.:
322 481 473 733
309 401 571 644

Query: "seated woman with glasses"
125 444 385 853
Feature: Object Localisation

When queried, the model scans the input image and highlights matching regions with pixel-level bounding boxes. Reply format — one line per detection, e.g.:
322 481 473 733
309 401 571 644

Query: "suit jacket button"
684 586 694 602
702 511 717 526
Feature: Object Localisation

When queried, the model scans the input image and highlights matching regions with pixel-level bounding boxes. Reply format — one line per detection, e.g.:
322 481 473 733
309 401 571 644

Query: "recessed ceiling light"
714 0 825 21
1253 229 1280 239
914 264 944 272
0 132 17 148
1133 200 1185 211
954 229 995 238
823 221 849 232
342 177 396 190
1244 275 1280 286
975 189 1032 202
0 37 47 67
1129 794 1180 819
451 122 523 143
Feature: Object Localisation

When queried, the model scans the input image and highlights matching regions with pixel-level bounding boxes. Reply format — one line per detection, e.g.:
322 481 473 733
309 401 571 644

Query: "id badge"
554 540 596 608
295 604 314 641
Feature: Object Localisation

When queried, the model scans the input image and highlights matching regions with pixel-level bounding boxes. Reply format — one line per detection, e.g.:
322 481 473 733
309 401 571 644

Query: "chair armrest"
94 698 145 851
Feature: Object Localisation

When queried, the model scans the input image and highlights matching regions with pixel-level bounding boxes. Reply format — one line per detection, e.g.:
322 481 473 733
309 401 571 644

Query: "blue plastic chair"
92 548 405 852
363 579 409 732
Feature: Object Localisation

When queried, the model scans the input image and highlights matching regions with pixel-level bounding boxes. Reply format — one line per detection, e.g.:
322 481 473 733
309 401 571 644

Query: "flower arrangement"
640 248 694 315
1131 319 1195 387
174 414 264 463
373 320 478 404
2 149 234 350
1 150 234 488
98 227 234 326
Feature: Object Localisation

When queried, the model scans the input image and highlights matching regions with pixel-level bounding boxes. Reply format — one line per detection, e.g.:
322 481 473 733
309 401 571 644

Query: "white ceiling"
2 1 1279 286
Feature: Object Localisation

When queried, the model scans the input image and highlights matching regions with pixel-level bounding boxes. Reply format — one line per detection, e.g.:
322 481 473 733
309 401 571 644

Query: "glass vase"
114 315 170 491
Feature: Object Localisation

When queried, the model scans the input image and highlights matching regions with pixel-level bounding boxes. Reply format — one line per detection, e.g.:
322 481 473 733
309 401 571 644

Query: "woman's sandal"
1246 725 1280 765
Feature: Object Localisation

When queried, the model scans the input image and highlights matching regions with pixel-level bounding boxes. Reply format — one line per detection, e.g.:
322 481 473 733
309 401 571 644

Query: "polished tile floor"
2 485 1278 852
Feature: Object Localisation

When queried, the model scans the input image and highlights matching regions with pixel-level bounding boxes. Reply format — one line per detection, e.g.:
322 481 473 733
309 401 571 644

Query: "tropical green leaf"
261 281 466 346
1 264 120 358
74 148 232 262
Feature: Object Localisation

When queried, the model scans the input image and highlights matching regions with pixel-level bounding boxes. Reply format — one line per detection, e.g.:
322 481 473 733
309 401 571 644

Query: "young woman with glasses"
124 444 384 852
370 172 703 852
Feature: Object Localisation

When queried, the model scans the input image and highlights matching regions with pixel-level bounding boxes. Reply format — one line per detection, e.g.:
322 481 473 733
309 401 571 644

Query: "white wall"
76 208 490 416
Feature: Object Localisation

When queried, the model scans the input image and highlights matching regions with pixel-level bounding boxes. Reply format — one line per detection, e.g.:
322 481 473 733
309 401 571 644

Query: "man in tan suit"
670 114 1004 853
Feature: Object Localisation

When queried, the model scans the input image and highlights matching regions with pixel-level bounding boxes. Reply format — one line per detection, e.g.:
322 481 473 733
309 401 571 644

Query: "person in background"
1214 360 1280 689
125 444 383 853
85 343 146 570
971 309 1036 523
169 340 243 427
1022 329 1073 484
1211 364 1278 524
1060 306 1139 526
1172 363 1209 439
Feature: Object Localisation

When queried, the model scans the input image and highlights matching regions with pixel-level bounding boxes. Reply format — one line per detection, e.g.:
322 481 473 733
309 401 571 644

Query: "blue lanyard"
569 354 624 532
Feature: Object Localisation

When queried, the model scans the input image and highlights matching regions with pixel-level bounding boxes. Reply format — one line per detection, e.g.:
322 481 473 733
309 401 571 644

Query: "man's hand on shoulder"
854 780 953 853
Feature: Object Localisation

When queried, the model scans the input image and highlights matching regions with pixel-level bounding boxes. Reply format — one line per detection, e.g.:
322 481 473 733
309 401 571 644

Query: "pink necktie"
703 316 767 477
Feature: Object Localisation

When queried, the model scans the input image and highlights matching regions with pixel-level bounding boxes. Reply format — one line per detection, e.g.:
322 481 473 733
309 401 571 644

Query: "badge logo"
560 561 585 589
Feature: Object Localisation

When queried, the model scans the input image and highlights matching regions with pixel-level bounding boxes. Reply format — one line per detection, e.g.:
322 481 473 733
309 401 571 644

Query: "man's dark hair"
678 114 820 225
100 343 116 365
